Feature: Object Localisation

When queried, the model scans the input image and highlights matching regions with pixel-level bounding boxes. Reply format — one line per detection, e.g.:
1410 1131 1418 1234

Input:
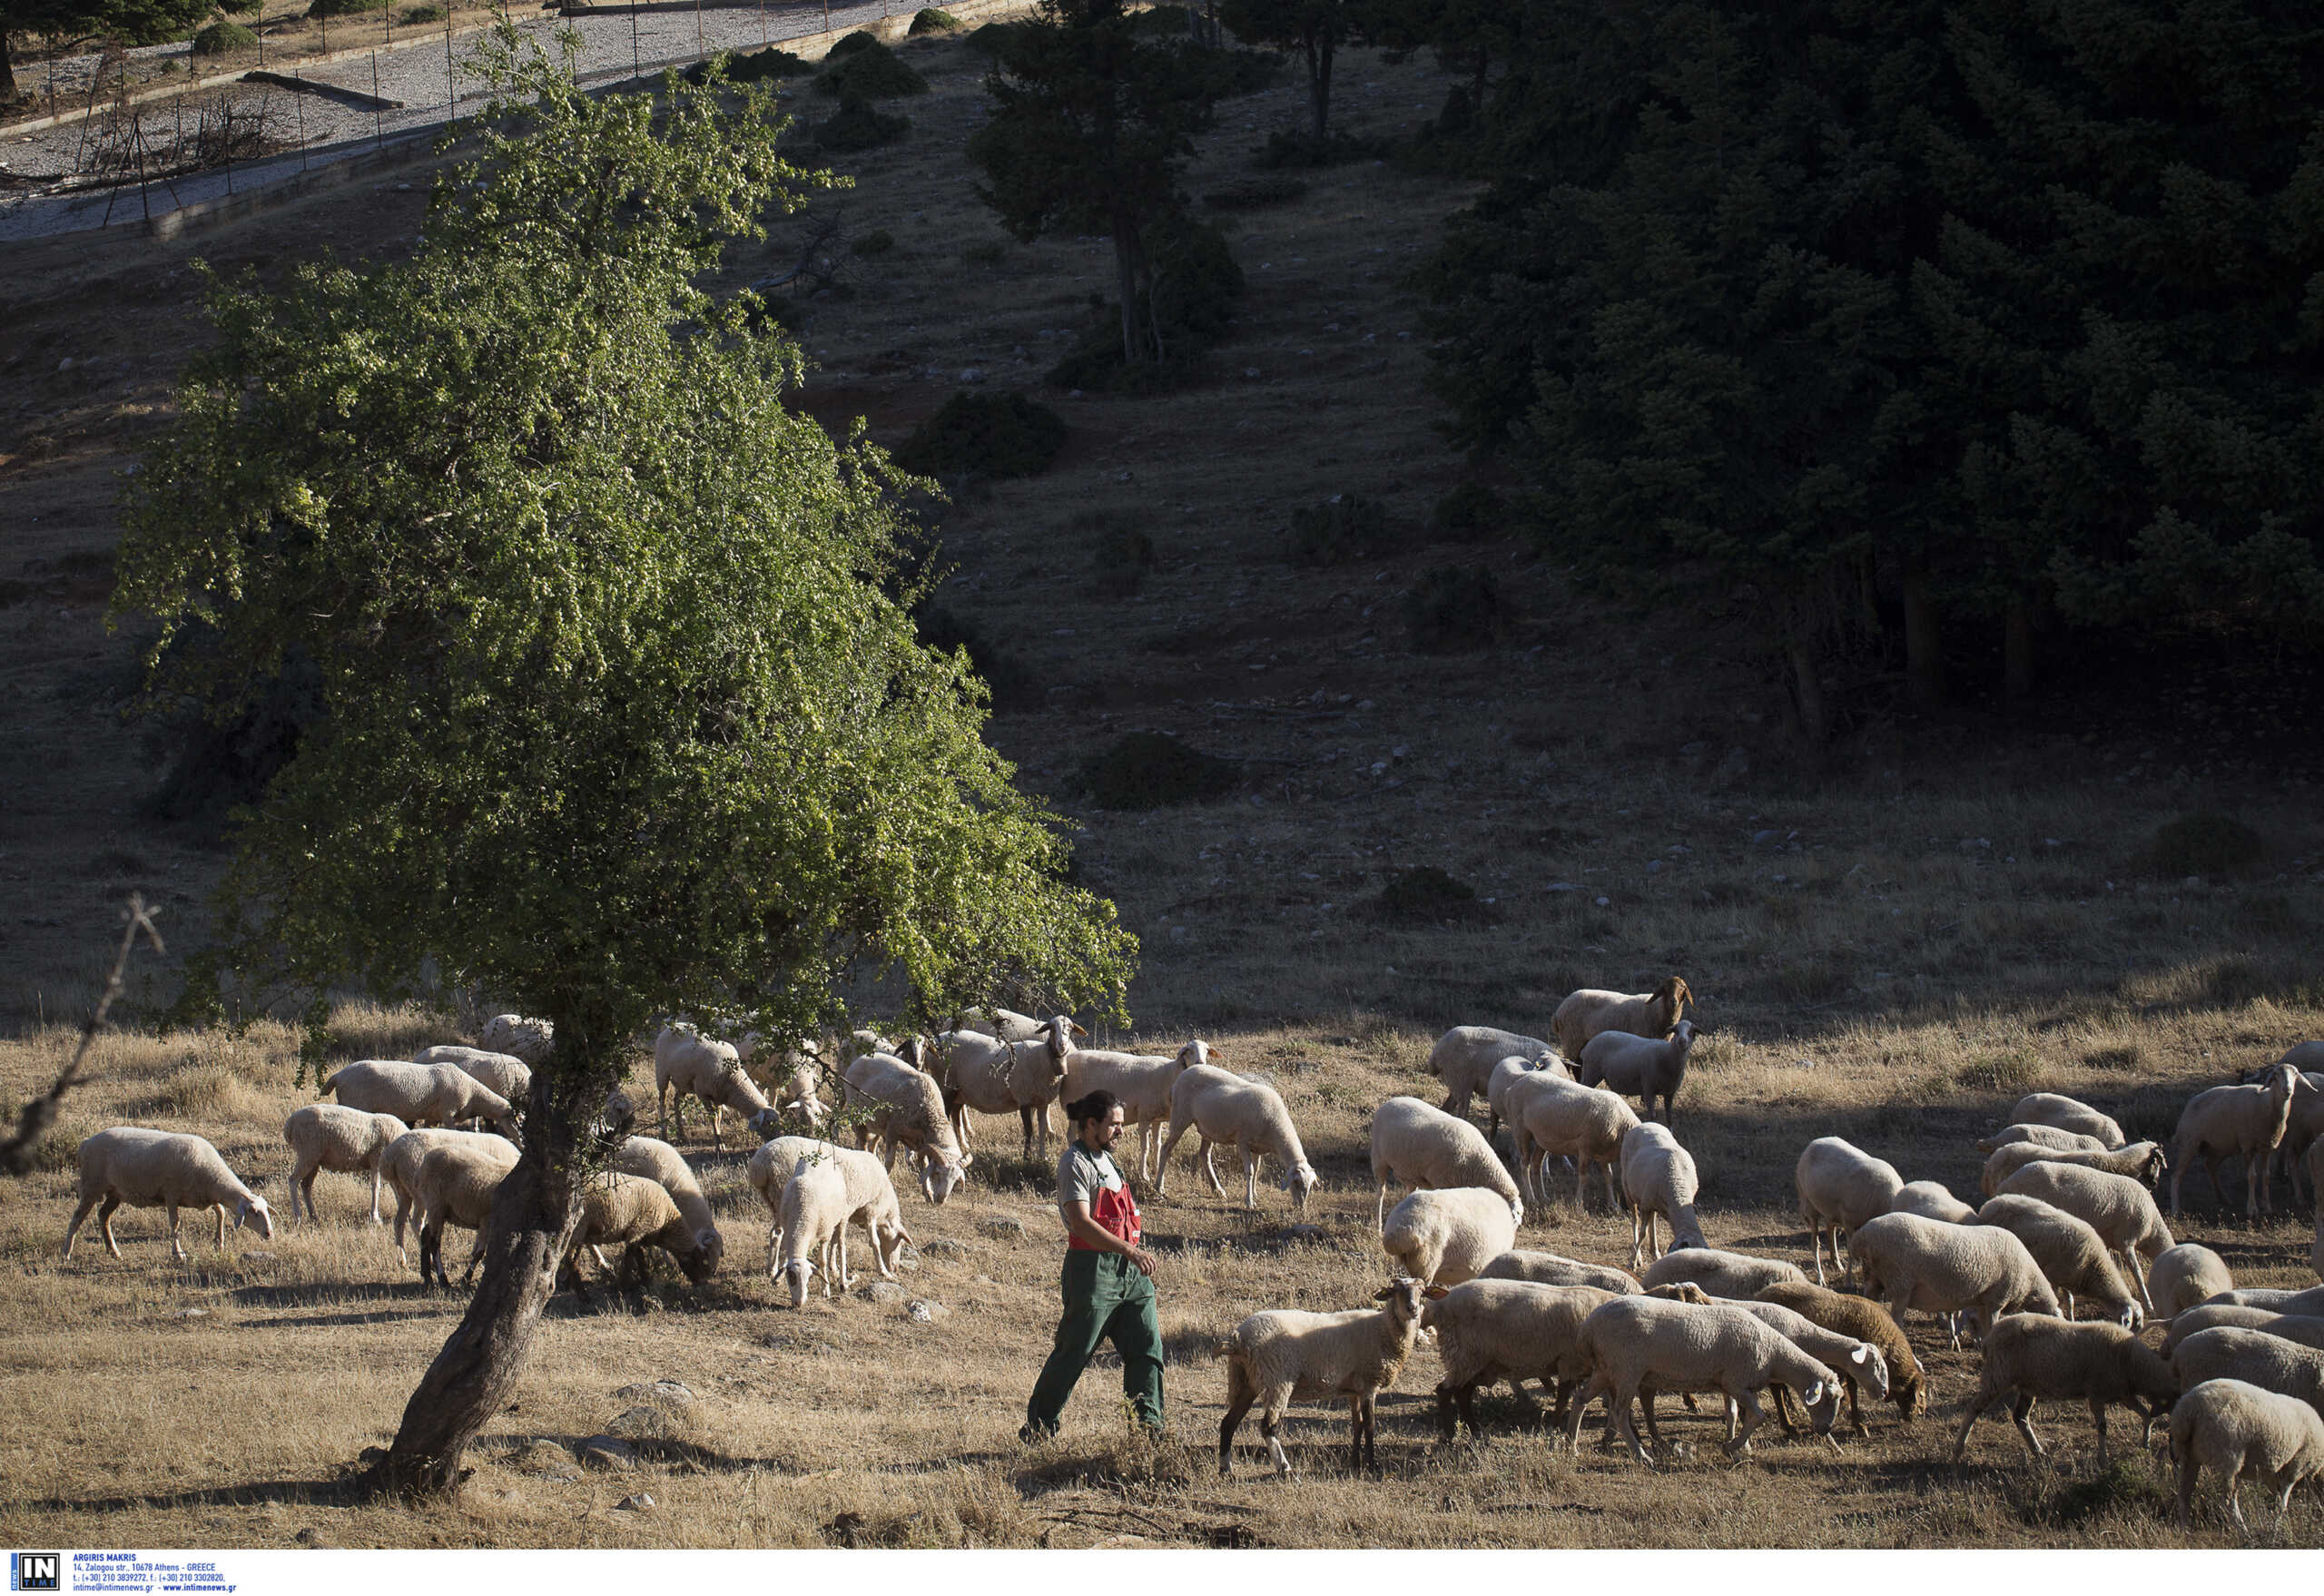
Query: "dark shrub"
143 647 324 832
1047 212 1242 390
908 7 960 31
1364 866 1493 925
2139 813 2265 877
1204 175 1307 211
914 603 1038 714
1076 509 1155 597
1403 565 1507 652
1076 733 1238 809
399 3 445 18
192 20 258 51
1432 481 1506 542
306 0 385 15
1285 494 1399 566
827 30 881 57
816 38 929 98
893 390 1067 478
814 95 911 151
685 46 812 84
964 21 1025 54
851 228 895 257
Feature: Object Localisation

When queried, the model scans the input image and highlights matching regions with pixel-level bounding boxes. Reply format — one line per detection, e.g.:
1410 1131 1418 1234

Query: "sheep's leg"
1810 1217 1827 1286
2248 1150 2267 1218
765 1222 782 1280
212 1202 227 1252
1613 1381 1655 1467
1347 1395 1365 1473
164 1200 188 1264
1218 1385 1256 1477
2120 1246 2153 1313
2007 1393 2045 1458
1261 1389 1295 1477
1243 1148 1260 1213
1845 1375 1869 1436
2170 1154 2187 1217
1628 1204 1646 1273
1200 1139 1226 1198
1725 1389 1767 1458
1361 1392 1380 1473
2174 1450 2199 1525
366 1165 384 1226
62 1191 103 1260
1155 1118 1191 1198
2204 1154 2228 1213
1563 1371 1608 1455
1770 1383 1804 1436
1951 1376 2000 1462
462 1230 487 1286
2088 1397 2111 1467
657 1081 674 1142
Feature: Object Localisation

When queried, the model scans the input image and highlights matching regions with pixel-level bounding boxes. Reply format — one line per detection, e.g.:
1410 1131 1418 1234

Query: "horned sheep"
322 1059 517 1138
1551 977 1692 1063
1381 1187 1519 1287
282 1104 409 1226
1795 1136 1904 1284
1578 1021 1699 1126
1972 1195 2143 1329
2171 1062 2299 1217
1619 1122 1706 1271
63 1128 275 1262
1949 1314 2177 1465
1217 1277 1443 1476
1425 1026 1559 1121
1157 1063 1317 1212
2171 1378 2324 1529
1368 1096 1522 1232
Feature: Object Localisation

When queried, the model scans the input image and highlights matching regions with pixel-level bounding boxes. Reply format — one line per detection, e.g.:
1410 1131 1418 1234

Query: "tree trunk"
0 28 18 103
1903 551 1942 709
1309 33 1334 143
1788 635 1827 744
1471 44 1487 103
2004 595 2035 701
1112 214 1140 365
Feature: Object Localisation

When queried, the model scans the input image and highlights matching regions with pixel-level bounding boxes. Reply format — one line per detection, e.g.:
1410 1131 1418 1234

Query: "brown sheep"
1754 1279 1925 1430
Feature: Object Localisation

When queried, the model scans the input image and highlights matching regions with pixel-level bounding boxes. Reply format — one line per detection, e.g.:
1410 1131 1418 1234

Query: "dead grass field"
4 24 2324 1552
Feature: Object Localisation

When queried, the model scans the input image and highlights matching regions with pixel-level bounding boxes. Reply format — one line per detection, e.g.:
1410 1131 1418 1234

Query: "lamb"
839 1051 971 1204
776 1152 854 1307
1992 1161 2175 1311
2171 1378 2324 1530
1368 1096 1523 1232
322 1059 517 1138
1795 1137 1904 1284
2171 1328 2324 1422
410 1045 531 1108
62 1128 275 1262
476 1013 554 1065
1156 1063 1318 1212
1975 1123 2111 1157
281 1104 409 1225
1979 1138 2167 1198
1948 1314 2178 1465
2171 1062 2299 1217
2147 1243 2234 1319
2162 1308 2324 1360
652 1026 774 1150
379 1128 517 1265
1756 1280 1927 1428
1551 977 1693 1063
1848 1211 2061 1349
1506 1072 1637 1212
1640 1246 1807 1302
1577 1021 1699 1126
1972 1195 2144 1328
1426 1280 1618 1436
744 1135 913 1284
1424 1025 1560 1121
1380 1187 1520 1287
1059 1038 1208 1180
1216 1276 1443 1476
1619 1121 1707 1271
2006 1092 2125 1148
1891 1180 1976 1224
411 1139 524 1288
934 1014 1078 1159
1478 1249 1641 1295
1563 1294 1842 1465
606 1135 724 1274
556 1171 714 1305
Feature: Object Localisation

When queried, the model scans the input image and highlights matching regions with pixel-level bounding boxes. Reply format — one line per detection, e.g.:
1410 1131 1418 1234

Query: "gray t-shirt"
1058 1141 1124 1209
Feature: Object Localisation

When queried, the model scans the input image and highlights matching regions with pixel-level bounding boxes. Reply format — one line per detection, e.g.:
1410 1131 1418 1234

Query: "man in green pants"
1021 1089 1164 1443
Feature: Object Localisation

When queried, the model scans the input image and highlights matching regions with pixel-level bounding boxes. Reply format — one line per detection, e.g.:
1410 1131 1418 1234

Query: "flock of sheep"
47 986 2324 1532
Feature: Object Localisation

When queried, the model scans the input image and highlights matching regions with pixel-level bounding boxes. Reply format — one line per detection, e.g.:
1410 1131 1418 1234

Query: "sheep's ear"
1804 1381 1825 1405
1424 1286 1449 1300
1070 1020 1088 1038
1850 1346 1867 1364
1374 1286 1396 1301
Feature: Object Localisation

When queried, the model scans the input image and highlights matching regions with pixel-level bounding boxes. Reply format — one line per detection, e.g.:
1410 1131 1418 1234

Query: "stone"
519 1439 579 1478
579 1435 637 1472
173 1307 209 1319
980 1215 1027 1239
606 1405 679 1442
960 368 987 383
615 1493 655 1512
921 1237 970 1260
612 1379 695 1410
906 1297 950 1323
292 1528 331 1548
862 1279 909 1305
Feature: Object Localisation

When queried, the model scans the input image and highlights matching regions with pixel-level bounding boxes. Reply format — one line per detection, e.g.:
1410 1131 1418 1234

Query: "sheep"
1971 1195 2144 1329
1563 1294 1842 1466
2171 1328 2324 1423
1640 1247 1807 1301
1156 1063 1317 1212
593 1088 637 1145
776 1152 854 1308
1426 1280 1618 1436
1506 1072 1637 1213
744 1134 913 1284
1891 1180 1977 1224
1381 1187 1520 1287
1059 1039 1208 1181
476 1013 554 1065
2171 1378 2324 1530
412 1139 524 1288
1756 1280 1927 1428
62 1128 275 1263
2314 1138 2324 1282
606 1135 724 1275
379 1128 517 1265
1577 1021 1699 1126
1975 1123 2112 1157
2171 1063 2299 1217
322 1059 517 1138
2280 1071 2324 1208
1217 1276 1443 1476
1979 1138 2167 1198
1619 1122 1706 1271
1948 1314 2178 1465
281 1104 409 1226
2162 1309 2324 1360
1848 1211 2061 1349
934 1014 1078 1160
1367 1096 1523 1232
1479 1249 1641 1295
1482 1054 1573 1140
2147 1243 2235 1319
556 1172 714 1305
839 1051 971 1204
1551 977 1693 1063
410 1045 531 1108
1713 1298 1891 1437
951 1006 1045 1045
2006 1092 2125 1148
1992 1161 2175 1312
652 1026 773 1150
1795 1137 1904 1284
740 1037 825 1128
1425 1025 1560 1121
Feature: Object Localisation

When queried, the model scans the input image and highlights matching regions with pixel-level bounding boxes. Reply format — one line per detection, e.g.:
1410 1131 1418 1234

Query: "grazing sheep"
1640 1247 1807 1301
1479 1249 1641 1295
1892 1180 1977 1225
740 1038 825 1128
1993 1161 2175 1312
1714 1299 1891 1434
1506 1072 1637 1213
411 1139 523 1288
1979 1139 2167 1198
1059 1039 1208 1181
1949 1315 2177 1465
1577 1021 1699 1126
410 1045 531 1109
1381 1187 1520 1287
2162 1308 2324 1360
776 1152 854 1307
1368 1096 1523 1232
652 1026 773 1150
593 1089 637 1145
1425 1026 1560 1121
1482 1054 1574 1140
1975 1123 2111 1157
1551 977 1693 1063
322 1059 517 1138
62 1128 276 1263
2171 1063 2299 1217
1795 1137 1905 1284
2148 1243 2234 1319
1619 1122 1706 1272
840 1051 971 1204
1156 1064 1318 1212
380 1128 517 1266
1756 1280 1926 1428
1217 1277 1443 1476
2171 1328 2324 1422
606 1135 724 1274
745 1135 913 1284
556 1172 713 1305
1427 1280 1619 1435
935 1015 1078 1160
2007 1093 2125 1148
1564 1294 1842 1466
476 1013 554 1065
281 1104 409 1225
951 1006 1045 1045
1972 1195 2143 1329
2205 1285 2324 1315
1849 1211 2061 1349
2171 1378 2324 1530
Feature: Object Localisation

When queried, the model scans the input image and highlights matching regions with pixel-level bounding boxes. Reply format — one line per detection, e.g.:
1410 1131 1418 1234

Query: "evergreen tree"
2 0 215 102
1219 0 1356 143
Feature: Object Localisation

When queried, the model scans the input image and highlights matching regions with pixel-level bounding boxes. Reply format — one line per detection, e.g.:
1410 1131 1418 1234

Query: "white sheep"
1992 1161 2175 1312
322 1059 517 1137
1216 1276 1442 1476
62 1128 275 1262
2276 1069 2324 1207
1979 1138 2167 1198
606 1135 724 1274
1794 1136 1904 1284
1948 1314 2178 1465
1424 1025 1559 1121
1974 1123 2111 1157
2162 1307 2324 1360
777 1152 854 1307
1891 1180 1976 1224
1506 1072 1638 1212
1156 1063 1317 1212
951 1006 1044 1045
1640 1247 1807 1301
2205 1285 2324 1317
1577 1021 1699 1126
411 1139 523 1288
556 1172 714 1305
652 1026 774 1150
1755 1280 1928 1428
1619 1121 1706 1271
476 1013 554 1065
839 1050 970 1204
1426 1279 1620 1436
740 1036 825 1128
410 1044 531 1108
1563 1293 1841 1466
934 1014 1078 1160
1478 1249 1641 1295
1551 977 1692 1063
1059 1038 1208 1181
1381 1187 1519 1287
2147 1242 2234 1319
1367 1096 1522 1232
2171 1378 2324 1530
1849 1211 2061 1349
745 1134 913 1283
2171 1328 2324 1424
1716 1298 1891 1435
2007 1092 2125 1148
379 1127 517 1266
1971 1195 2143 1328
2171 1062 2299 1217
1482 1053 1573 1140
281 1104 409 1225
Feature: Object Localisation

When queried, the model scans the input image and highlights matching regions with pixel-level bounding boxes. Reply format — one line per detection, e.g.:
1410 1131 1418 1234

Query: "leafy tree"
113 27 1135 1497
1219 0 1356 143
2 0 213 101
1360 0 1515 103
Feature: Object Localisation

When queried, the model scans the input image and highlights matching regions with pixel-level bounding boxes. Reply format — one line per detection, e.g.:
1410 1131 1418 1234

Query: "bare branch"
0 896 165 1177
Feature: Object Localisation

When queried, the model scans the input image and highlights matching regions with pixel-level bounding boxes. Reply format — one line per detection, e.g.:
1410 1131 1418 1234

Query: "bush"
1204 175 1307 211
908 7 959 32
964 21 1025 54
400 3 445 18
1076 733 1238 810
826 29 881 57
219 0 261 12
1257 128 1392 169
191 19 257 52
815 38 928 98
893 390 1067 478
684 46 812 84
813 95 910 152
1403 565 1508 653
851 228 895 257
2139 813 2265 877
1364 866 1494 925
1046 211 1242 391
1432 481 1506 542
306 0 387 15
1076 509 1155 597
1285 494 1398 566
743 291 803 335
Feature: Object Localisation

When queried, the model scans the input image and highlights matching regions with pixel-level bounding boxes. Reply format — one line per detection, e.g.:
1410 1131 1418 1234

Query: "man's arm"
1059 1198 1156 1277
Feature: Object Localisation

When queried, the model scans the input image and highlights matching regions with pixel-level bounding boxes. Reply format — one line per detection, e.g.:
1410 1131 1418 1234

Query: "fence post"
258 0 266 69
631 1 641 84
293 66 307 168
444 5 456 127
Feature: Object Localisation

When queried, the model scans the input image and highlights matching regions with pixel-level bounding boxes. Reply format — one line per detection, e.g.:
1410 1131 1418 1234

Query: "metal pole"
759 0 766 48
694 0 704 63
258 0 266 69
445 5 456 127
371 48 383 148
294 66 307 168
630 1 641 84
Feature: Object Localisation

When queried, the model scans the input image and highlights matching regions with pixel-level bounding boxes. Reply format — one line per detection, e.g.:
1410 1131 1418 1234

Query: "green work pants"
1024 1250 1164 1437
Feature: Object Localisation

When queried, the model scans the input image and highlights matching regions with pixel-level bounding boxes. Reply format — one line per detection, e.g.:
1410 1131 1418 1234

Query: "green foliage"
1430 480 1503 542
140 640 321 831
399 3 445 19
826 29 881 57
911 602 1039 714
1203 174 1305 210
964 20 1026 54
850 228 894 257
1403 565 1505 653
908 7 959 32
1076 732 1238 810
892 390 1068 478
1218 0 1359 143
307 0 387 16
1365 866 1492 925
815 36 928 97
813 94 911 152
2139 814 2266 879
1285 493 1396 566
683 46 812 85
113 30 1136 1064
190 18 255 52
